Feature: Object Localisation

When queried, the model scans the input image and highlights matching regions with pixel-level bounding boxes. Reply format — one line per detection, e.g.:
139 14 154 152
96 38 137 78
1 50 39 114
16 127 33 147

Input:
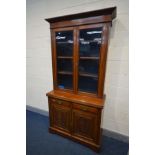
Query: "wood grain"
47 90 105 108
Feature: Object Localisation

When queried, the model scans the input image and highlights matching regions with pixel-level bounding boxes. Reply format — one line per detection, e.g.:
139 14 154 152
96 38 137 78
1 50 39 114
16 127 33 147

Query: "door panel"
54 28 74 90
51 104 71 133
72 109 98 142
56 30 73 56
53 24 105 96
77 26 103 94
79 27 102 57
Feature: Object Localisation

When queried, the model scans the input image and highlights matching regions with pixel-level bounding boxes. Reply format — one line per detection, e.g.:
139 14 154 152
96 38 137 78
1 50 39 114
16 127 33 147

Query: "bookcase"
46 7 116 151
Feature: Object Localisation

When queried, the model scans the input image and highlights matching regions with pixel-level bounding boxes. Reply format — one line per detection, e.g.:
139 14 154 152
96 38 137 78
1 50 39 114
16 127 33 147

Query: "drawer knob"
57 100 62 104
81 106 88 111
51 99 56 102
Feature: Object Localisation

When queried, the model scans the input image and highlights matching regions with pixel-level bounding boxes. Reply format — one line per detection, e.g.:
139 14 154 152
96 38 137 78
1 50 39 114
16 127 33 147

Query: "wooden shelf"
58 56 98 59
57 56 73 59
79 57 99 60
57 41 73 44
58 71 72 75
80 40 101 43
58 71 97 77
79 72 98 78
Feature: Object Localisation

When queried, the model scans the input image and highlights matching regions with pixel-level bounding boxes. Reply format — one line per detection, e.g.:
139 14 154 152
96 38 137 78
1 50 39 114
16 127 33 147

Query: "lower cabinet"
48 97 102 151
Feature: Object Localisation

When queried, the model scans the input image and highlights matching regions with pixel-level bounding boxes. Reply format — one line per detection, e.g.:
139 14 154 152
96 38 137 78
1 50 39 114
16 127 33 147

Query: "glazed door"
77 24 104 95
52 23 109 97
52 27 76 91
72 109 98 143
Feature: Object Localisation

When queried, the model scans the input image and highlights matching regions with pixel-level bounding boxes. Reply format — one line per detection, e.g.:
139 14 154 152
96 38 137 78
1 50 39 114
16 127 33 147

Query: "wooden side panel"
98 23 111 97
73 28 78 93
50 29 57 89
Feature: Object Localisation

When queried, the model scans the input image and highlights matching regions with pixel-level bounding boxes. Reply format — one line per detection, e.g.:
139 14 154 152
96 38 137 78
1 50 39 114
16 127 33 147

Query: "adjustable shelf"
57 71 73 75
57 56 73 59
79 72 98 78
79 56 99 60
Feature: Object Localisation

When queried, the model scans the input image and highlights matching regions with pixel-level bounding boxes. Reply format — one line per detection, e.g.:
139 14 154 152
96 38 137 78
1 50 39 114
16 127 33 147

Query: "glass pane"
56 30 73 90
56 31 73 56
78 27 102 94
78 76 98 94
57 74 73 90
79 27 102 57
79 59 99 75
57 59 72 72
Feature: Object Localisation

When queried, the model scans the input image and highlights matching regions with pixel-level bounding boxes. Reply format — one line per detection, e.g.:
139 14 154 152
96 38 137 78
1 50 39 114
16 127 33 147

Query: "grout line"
59 0 103 10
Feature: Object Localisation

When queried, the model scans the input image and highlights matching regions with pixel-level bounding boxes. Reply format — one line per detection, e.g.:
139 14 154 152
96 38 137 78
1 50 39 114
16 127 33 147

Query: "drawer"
73 103 98 113
49 98 70 107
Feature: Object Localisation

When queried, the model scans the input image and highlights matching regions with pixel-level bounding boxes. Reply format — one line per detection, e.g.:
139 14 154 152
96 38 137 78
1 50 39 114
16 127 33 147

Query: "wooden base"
47 93 103 152
49 127 101 152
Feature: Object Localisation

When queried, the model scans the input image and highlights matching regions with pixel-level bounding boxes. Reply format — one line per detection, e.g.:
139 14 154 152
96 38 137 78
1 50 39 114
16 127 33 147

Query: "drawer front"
49 98 70 107
73 103 98 113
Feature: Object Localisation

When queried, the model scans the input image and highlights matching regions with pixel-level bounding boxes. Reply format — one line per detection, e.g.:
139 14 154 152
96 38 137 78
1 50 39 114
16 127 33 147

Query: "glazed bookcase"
46 7 116 152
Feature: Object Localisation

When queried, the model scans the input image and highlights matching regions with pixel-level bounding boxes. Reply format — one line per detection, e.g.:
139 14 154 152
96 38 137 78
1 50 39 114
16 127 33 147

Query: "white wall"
27 0 129 136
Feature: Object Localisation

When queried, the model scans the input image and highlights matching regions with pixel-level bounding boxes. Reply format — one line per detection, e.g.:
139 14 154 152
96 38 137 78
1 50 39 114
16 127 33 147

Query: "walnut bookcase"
46 7 117 152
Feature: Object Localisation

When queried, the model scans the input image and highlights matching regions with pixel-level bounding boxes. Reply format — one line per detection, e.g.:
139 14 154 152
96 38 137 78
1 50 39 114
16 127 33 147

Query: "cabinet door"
72 109 98 142
53 27 75 91
77 24 103 94
51 103 71 133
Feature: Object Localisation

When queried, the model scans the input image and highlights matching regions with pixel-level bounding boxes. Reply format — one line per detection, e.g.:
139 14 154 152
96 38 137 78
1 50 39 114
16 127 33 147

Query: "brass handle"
57 100 62 105
80 106 88 111
51 99 56 102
